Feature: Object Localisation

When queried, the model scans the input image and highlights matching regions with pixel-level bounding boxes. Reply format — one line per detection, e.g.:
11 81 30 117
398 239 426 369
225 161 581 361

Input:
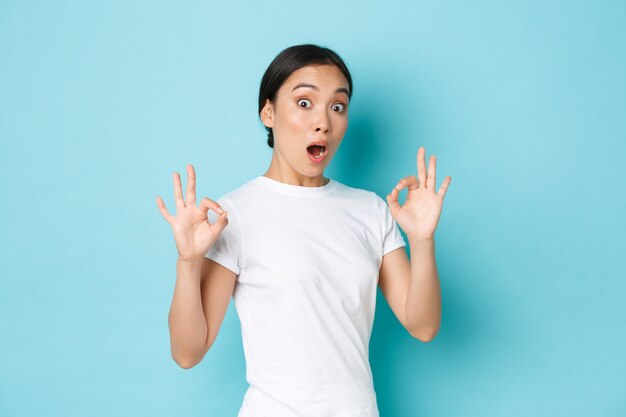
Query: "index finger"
386 185 402 214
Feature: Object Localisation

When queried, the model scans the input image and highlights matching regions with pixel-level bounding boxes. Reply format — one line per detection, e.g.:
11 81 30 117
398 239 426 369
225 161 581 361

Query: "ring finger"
173 172 185 210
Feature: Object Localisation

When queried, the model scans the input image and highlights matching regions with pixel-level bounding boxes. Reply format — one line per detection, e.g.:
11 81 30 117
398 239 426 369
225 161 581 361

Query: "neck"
263 151 328 187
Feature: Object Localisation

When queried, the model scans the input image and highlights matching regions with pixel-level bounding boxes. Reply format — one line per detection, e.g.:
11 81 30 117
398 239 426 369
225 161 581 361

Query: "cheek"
284 108 307 128
333 115 349 134
275 105 306 132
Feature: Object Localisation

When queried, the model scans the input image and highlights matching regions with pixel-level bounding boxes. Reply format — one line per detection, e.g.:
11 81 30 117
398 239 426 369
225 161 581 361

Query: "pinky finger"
437 176 452 197
156 196 174 223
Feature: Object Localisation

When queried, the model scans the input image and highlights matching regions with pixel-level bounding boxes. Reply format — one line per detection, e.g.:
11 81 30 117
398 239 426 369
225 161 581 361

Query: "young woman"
157 44 451 417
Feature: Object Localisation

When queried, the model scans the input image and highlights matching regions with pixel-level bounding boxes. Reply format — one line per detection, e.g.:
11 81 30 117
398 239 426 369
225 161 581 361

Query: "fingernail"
217 207 224 214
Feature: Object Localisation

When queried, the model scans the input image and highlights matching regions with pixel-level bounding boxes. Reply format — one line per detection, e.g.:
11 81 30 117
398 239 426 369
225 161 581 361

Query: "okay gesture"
386 146 452 241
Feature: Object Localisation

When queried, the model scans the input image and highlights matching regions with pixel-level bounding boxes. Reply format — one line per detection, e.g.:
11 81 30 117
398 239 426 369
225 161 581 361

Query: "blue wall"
1 1 624 416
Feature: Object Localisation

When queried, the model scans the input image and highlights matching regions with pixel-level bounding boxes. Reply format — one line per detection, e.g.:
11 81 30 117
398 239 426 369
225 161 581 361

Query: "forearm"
405 238 441 340
168 258 208 367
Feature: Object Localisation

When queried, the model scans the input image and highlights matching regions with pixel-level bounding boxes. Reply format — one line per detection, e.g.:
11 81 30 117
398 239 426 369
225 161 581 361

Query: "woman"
156 44 451 417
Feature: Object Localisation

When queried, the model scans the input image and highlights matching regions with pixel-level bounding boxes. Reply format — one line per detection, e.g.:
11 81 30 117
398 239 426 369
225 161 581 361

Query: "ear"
260 98 275 128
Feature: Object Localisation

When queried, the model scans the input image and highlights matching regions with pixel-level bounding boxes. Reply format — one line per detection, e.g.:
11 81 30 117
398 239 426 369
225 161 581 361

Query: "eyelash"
297 98 347 113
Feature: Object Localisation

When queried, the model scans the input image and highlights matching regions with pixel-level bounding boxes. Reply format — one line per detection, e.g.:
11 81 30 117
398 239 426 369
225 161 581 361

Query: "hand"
156 164 229 262
386 147 451 241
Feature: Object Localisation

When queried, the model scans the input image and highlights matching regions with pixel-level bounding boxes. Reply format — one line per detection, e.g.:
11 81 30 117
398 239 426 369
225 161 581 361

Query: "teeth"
314 148 324 158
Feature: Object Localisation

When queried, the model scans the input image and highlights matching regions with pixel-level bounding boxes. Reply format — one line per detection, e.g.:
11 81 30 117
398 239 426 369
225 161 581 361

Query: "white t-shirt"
205 175 406 417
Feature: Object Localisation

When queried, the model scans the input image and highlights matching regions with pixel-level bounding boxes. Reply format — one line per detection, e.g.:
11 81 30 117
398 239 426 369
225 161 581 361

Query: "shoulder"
213 177 260 208
332 180 385 207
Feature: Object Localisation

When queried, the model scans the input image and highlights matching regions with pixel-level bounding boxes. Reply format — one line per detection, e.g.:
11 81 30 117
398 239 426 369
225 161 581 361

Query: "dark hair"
258 44 353 148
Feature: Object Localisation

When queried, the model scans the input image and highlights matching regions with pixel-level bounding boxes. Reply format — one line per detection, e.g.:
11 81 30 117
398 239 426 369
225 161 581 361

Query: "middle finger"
417 147 427 187
426 155 436 190
185 164 197 206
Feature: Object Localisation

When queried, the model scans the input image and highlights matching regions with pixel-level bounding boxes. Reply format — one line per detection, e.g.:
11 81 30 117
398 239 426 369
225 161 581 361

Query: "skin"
260 64 349 187
380 147 452 341
157 64 453 366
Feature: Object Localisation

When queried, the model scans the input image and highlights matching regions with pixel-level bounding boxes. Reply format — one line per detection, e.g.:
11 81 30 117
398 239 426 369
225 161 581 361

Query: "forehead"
281 64 349 92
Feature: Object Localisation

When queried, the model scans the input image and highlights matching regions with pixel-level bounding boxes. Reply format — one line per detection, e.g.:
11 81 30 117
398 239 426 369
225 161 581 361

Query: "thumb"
198 197 229 235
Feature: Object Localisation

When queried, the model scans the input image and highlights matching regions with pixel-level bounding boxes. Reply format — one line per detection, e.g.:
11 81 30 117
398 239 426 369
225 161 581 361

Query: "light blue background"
1 1 625 416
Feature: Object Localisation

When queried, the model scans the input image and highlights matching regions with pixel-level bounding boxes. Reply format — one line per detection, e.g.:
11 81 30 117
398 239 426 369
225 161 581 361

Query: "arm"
156 164 234 369
168 258 208 368
381 146 451 342
405 237 441 341
377 241 440 342
168 257 237 369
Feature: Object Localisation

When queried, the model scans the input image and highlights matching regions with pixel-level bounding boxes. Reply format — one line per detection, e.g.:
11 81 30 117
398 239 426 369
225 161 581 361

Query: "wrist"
177 256 204 268
408 236 435 245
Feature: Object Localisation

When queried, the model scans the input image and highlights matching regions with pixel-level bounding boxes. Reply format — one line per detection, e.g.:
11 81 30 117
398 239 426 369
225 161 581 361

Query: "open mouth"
307 145 326 159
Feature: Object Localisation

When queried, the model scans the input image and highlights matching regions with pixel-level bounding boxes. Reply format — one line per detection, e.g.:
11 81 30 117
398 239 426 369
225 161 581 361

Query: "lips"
306 139 329 163
306 144 327 163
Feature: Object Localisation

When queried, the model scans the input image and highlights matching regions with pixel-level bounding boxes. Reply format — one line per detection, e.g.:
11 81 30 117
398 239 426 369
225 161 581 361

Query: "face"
260 64 350 180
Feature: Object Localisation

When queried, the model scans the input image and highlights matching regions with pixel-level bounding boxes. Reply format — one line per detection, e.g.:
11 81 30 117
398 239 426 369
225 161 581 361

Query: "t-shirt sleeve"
377 195 406 256
204 197 242 276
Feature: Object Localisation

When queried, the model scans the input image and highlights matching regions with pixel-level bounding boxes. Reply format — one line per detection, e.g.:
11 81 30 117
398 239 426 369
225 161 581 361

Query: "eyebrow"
291 83 350 98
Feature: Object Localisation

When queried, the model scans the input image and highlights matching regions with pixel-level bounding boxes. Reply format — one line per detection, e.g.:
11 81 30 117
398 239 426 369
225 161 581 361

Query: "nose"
315 109 331 134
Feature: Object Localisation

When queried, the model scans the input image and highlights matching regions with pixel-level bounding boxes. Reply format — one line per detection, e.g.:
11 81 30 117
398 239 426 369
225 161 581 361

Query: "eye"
332 102 346 113
297 98 312 108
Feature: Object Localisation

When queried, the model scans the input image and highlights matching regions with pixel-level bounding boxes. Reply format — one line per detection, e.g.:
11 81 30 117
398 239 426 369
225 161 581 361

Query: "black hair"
258 44 353 148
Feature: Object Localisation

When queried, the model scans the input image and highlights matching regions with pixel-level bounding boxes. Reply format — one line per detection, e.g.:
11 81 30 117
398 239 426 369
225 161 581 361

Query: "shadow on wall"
330 68 430 193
